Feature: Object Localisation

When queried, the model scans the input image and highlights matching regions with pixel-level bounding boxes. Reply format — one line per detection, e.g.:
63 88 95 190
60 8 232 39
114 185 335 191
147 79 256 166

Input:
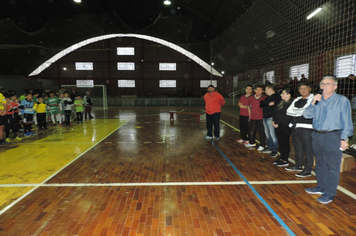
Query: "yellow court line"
0 119 128 214
0 120 128 215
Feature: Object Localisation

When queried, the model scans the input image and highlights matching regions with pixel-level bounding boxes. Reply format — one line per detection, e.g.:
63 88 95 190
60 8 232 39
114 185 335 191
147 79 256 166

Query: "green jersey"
47 97 60 115
74 100 84 112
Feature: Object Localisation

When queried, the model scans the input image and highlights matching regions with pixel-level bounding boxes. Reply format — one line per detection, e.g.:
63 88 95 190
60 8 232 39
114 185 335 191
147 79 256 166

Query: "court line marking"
220 119 356 200
0 121 129 216
198 123 295 235
0 180 318 188
210 140 296 236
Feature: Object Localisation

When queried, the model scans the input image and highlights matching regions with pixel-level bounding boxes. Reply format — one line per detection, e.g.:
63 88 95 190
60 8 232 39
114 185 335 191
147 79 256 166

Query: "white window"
159 80 176 88
117 62 135 70
200 80 217 88
289 64 309 80
159 63 176 71
118 80 135 88
336 55 356 78
265 71 275 83
75 62 93 70
117 47 135 55
76 80 94 87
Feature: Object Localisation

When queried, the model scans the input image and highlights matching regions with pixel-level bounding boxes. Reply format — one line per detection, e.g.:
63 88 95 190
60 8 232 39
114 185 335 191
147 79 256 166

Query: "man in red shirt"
245 85 266 150
204 84 225 140
237 85 253 143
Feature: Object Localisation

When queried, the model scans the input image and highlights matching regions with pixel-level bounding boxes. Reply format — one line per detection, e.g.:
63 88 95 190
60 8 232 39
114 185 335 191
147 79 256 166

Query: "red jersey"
239 94 252 117
6 101 14 115
204 91 225 115
247 94 266 120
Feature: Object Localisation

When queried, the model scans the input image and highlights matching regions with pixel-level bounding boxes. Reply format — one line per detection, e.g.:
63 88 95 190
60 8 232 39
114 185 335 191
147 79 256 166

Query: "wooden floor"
0 107 356 236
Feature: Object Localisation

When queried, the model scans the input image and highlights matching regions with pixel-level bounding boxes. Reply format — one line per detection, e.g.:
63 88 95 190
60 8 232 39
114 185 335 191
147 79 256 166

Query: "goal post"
61 84 108 110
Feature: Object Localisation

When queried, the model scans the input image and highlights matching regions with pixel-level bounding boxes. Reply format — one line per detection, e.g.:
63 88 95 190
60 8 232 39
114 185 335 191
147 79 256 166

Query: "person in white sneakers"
237 85 253 143
245 85 266 151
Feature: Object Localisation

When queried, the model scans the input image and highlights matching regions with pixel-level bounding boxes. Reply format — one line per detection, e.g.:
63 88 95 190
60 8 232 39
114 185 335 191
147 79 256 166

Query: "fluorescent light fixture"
307 7 322 19
74 0 81 3
164 0 171 5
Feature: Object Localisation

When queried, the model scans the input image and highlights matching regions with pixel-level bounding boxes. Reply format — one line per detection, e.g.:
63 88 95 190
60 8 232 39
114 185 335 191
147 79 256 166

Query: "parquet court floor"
0 107 355 236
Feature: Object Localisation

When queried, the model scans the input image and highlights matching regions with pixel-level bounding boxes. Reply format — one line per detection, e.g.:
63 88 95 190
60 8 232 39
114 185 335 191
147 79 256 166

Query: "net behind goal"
61 85 108 110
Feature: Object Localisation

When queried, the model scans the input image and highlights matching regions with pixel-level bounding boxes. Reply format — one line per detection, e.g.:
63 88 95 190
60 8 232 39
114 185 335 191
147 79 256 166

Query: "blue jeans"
263 117 278 151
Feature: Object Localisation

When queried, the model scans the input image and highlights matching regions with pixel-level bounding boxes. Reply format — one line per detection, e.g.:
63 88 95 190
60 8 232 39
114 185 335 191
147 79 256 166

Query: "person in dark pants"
272 88 294 167
203 84 225 141
303 76 353 204
237 85 253 143
286 83 315 177
245 85 266 150
62 92 73 125
33 97 47 130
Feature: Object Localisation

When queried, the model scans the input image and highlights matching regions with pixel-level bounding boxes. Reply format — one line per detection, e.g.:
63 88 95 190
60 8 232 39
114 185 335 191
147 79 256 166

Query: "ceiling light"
164 0 171 6
63 67 67 70
307 7 322 20
74 0 81 3
222 71 225 74
211 62 214 65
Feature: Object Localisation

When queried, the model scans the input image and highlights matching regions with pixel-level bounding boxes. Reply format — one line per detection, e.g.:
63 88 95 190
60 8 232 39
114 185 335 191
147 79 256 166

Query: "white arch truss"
29 33 222 77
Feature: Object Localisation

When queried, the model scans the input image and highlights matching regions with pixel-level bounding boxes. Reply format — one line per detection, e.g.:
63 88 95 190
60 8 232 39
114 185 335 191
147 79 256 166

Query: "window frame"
159 80 177 88
117 62 135 71
159 63 177 71
75 62 93 70
118 80 136 88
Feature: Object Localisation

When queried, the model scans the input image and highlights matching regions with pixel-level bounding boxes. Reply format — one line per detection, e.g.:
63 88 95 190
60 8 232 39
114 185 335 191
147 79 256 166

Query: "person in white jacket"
62 92 73 125
285 83 314 177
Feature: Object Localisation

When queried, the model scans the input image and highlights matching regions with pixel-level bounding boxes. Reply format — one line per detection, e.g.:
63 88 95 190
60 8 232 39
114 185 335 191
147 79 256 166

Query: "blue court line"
210 141 296 236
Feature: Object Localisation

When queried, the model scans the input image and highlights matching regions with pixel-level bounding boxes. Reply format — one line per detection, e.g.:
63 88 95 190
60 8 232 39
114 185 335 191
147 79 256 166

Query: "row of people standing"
238 77 353 204
0 89 94 145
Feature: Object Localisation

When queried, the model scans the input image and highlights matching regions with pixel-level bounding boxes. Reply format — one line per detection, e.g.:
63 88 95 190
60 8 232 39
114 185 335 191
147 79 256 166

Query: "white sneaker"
237 139 244 142
245 143 256 147
257 146 265 151
204 136 213 140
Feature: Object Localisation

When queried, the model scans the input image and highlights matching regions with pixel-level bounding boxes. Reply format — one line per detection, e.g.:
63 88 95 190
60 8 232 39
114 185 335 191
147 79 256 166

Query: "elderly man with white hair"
303 76 353 204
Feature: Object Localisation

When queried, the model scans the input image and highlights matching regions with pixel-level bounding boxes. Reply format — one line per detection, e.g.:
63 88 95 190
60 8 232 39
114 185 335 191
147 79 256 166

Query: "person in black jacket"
272 88 294 167
260 85 281 157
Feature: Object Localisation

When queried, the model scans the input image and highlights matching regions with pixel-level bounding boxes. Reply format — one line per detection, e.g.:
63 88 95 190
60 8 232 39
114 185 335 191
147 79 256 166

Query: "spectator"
303 76 353 204
245 85 266 150
272 88 294 167
338 74 356 100
286 83 314 177
83 91 94 119
260 85 281 157
237 85 253 143
58 87 66 95
300 74 308 84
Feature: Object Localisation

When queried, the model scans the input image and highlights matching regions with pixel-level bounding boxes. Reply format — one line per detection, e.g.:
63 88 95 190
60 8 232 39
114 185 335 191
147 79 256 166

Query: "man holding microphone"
303 76 353 204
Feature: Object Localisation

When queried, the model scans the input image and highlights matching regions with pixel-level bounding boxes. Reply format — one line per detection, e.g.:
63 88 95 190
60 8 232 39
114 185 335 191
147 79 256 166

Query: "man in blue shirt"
303 76 353 204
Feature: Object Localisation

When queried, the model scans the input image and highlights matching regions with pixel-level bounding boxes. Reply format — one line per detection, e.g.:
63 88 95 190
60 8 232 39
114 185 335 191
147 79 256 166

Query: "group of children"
0 88 93 145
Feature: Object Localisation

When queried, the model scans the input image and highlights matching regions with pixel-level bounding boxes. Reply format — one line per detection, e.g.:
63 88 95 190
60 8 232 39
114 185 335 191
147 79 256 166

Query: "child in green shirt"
47 92 61 125
74 95 84 123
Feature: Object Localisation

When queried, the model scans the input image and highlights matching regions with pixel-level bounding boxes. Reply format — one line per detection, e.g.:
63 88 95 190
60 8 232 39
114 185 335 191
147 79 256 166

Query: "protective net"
212 0 355 96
